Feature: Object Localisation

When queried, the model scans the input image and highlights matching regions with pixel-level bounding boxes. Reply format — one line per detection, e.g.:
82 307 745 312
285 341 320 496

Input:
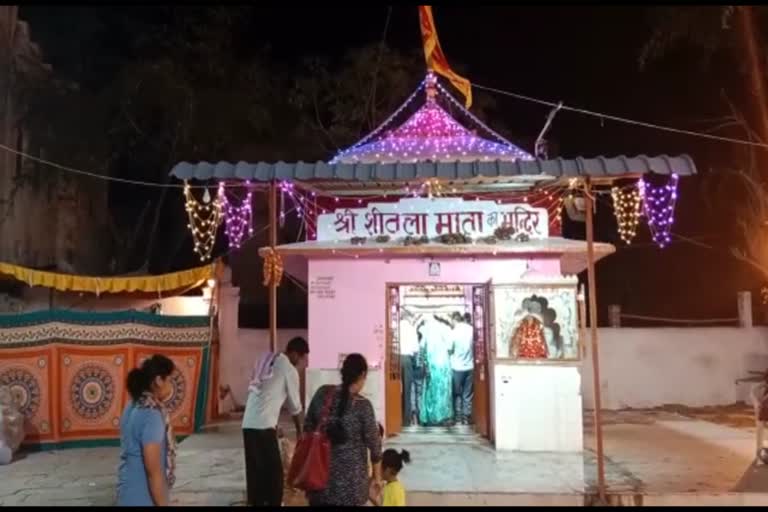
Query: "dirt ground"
657 403 756 430
603 402 755 432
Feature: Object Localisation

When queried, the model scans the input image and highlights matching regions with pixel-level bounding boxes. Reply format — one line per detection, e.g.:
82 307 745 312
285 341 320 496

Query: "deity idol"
509 298 549 359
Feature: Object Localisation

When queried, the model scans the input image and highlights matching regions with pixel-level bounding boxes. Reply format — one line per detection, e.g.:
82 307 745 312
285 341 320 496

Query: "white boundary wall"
219 327 768 412
581 327 768 410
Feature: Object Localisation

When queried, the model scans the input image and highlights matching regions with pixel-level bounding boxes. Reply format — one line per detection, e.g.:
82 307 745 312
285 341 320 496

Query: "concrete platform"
175 412 768 506
2 411 768 506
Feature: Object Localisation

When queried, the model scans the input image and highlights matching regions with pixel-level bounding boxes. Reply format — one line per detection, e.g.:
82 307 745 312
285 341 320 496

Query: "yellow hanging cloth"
0 261 213 294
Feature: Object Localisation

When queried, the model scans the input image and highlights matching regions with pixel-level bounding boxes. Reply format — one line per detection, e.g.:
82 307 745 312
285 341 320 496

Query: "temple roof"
329 73 533 164
169 75 698 189
170 155 697 183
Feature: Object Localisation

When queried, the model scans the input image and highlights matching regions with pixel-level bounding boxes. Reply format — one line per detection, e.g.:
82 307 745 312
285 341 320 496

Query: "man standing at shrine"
400 309 420 426
449 312 474 425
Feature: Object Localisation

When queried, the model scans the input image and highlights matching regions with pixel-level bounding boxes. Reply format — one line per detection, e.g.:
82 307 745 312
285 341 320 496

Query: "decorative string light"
331 73 532 164
551 195 564 230
184 182 223 261
218 181 254 250
433 79 525 149
611 185 642 244
403 178 448 198
638 174 679 249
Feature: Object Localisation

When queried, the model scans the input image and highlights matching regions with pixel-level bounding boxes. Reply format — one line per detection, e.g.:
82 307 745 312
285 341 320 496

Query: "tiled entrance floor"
388 432 636 495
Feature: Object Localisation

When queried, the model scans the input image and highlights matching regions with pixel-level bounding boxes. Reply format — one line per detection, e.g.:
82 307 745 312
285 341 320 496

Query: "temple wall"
221 327 768 414
306 256 563 426
214 258 768 446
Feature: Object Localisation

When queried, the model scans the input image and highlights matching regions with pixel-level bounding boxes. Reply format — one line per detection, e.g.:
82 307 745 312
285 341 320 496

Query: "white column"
738 291 753 328
217 271 241 415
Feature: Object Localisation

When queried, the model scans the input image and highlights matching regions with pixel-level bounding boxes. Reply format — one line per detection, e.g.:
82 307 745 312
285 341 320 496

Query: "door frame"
384 281 492 438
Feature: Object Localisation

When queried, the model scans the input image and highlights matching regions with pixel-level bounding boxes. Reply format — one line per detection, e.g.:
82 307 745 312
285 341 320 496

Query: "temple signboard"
316 197 548 241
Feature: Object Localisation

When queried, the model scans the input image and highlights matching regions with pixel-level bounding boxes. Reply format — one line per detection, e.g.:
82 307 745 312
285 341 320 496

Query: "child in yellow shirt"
372 449 410 506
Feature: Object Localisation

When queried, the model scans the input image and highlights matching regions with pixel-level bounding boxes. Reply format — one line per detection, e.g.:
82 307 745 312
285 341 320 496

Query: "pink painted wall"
215 281 309 413
307 256 561 370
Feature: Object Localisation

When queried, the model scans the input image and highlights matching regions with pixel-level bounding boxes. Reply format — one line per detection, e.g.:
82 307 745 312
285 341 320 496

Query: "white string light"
184 182 223 261
330 77 429 162
611 185 642 244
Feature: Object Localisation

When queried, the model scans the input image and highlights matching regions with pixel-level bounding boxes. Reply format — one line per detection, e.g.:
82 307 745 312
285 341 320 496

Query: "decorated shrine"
168 5 697 499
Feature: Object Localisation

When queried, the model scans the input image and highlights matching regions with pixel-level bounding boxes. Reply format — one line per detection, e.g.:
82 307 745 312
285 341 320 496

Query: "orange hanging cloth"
418 5 473 109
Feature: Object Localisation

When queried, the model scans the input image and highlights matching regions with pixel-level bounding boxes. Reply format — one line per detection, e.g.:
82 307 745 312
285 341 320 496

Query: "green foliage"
17 6 521 272
639 6 735 70
290 44 425 155
639 5 768 282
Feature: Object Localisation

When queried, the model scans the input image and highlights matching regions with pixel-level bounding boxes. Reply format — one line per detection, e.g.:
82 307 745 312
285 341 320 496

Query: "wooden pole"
268 180 278 352
585 178 607 502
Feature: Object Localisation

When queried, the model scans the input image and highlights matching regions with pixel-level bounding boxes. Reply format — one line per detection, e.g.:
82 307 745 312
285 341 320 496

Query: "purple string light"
218 182 254 250
330 73 532 165
332 101 531 164
638 174 679 248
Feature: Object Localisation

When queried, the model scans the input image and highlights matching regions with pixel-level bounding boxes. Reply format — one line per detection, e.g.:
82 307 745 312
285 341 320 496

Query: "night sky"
20 6 756 325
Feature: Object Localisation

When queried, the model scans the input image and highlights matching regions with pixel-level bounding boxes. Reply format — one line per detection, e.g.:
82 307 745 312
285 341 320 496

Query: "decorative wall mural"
70 364 116 420
0 367 41 418
0 310 210 448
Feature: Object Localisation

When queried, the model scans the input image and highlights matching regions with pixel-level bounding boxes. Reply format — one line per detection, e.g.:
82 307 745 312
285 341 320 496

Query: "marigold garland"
262 249 284 287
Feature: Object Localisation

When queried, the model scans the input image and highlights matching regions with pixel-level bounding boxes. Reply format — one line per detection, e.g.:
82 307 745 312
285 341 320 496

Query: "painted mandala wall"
0 310 211 448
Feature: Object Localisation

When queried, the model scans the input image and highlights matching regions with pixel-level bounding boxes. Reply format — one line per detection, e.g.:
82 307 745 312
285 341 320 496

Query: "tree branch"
731 246 768 281
311 86 338 150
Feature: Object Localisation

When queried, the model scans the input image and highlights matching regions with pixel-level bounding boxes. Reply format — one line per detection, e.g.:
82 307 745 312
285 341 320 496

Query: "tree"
290 43 520 159
640 6 768 283
20 6 294 273
17 8 524 276
639 6 737 71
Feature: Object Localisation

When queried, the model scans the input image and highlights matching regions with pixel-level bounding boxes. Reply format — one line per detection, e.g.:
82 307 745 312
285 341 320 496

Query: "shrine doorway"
384 283 491 439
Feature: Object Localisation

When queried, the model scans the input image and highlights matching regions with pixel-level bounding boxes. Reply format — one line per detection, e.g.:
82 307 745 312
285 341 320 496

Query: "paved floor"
0 448 118 506
1 411 767 506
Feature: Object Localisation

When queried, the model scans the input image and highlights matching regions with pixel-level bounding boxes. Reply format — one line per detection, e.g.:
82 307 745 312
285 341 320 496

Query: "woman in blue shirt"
117 355 176 506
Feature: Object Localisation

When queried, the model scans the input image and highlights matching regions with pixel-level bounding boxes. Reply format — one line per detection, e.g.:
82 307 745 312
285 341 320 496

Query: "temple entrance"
385 283 491 438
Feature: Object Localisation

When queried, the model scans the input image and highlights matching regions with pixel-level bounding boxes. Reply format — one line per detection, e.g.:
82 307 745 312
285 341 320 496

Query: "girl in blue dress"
116 355 176 506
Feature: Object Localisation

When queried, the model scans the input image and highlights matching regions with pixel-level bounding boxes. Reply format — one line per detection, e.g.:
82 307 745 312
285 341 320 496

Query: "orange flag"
418 5 472 109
